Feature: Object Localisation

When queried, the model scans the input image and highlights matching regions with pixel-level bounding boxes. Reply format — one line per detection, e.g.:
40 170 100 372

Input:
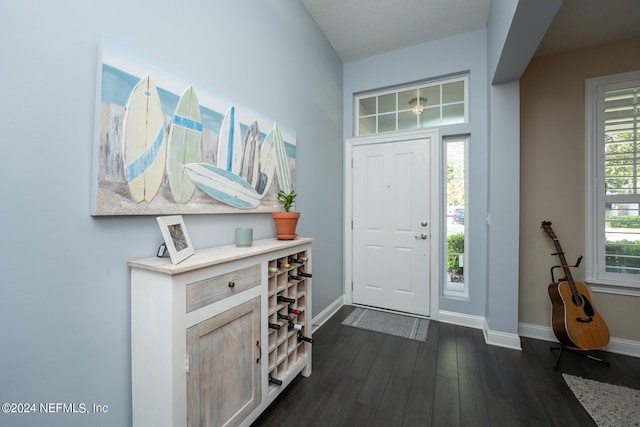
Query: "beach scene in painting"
92 35 296 216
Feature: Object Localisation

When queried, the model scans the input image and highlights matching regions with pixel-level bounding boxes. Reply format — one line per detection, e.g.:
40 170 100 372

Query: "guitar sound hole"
572 293 595 317
571 294 584 308
581 294 595 317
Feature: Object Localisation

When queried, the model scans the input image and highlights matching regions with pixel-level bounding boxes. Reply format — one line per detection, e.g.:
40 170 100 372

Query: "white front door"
351 134 431 316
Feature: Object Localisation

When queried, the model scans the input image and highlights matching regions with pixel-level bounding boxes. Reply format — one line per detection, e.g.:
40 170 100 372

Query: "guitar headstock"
541 221 557 239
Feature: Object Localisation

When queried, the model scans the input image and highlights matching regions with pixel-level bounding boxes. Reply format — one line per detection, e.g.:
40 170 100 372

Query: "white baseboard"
483 319 522 350
438 310 485 329
438 310 522 350
311 295 344 332
608 337 640 357
519 322 640 358
518 322 556 342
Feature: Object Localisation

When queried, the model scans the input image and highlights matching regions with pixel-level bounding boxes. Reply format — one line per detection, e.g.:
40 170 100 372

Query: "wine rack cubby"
266 249 312 393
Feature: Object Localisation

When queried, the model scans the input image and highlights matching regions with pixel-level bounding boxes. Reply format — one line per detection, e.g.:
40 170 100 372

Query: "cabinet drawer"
186 264 260 312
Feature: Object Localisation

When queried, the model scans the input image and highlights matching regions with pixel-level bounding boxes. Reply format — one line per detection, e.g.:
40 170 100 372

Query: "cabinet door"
187 297 261 427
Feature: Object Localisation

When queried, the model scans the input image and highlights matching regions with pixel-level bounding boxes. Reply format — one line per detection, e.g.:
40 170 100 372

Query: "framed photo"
156 215 194 264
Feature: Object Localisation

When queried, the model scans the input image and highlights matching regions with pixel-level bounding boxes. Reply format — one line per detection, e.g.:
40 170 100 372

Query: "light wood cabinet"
186 296 261 427
129 238 313 427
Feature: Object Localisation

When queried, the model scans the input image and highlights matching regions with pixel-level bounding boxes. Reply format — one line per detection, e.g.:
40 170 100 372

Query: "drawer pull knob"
228 281 235 288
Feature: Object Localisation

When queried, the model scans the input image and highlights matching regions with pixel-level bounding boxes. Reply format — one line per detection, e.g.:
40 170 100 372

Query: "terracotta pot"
272 212 300 240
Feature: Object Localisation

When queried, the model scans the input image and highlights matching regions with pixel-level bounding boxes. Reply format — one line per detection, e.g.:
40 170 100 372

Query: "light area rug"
563 373 640 427
342 307 429 342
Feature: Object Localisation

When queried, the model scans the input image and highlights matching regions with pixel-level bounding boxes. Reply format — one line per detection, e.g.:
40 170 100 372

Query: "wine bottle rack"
130 237 312 427
267 249 312 392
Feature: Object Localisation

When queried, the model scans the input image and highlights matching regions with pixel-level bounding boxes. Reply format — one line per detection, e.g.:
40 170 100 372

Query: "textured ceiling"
302 0 490 62
302 0 640 62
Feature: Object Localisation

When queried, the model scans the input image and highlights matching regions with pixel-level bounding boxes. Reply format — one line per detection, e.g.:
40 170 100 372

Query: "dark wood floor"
253 305 640 426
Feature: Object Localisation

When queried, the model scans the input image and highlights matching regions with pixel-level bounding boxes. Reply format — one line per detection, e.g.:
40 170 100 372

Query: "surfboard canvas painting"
91 34 296 216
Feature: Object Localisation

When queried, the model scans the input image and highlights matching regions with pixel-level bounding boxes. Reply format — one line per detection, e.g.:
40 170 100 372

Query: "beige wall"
519 37 640 341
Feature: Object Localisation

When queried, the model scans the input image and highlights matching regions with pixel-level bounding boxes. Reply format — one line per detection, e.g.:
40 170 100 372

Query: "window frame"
585 70 640 295
354 75 469 136
443 136 469 298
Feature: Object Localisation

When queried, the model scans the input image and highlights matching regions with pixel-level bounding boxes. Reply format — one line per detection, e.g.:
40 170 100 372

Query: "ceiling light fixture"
409 97 427 115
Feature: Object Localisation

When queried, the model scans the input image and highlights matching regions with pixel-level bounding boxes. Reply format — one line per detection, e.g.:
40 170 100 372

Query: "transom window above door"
355 75 468 136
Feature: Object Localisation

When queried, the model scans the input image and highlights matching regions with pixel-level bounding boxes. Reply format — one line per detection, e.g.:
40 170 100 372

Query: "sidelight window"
444 136 467 296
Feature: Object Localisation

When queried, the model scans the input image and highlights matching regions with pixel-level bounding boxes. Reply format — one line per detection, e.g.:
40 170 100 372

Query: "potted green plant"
272 190 300 240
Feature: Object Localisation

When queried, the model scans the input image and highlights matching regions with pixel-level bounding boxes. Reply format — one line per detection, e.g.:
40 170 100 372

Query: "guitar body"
548 280 610 349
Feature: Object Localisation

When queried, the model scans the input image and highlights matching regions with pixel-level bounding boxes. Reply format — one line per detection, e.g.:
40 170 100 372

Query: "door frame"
344 129 441 318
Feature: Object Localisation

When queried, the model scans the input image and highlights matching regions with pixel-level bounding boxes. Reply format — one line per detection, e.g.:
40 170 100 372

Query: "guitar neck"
553 238 579 295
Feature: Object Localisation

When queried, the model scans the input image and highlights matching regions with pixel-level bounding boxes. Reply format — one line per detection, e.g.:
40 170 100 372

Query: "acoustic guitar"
541 221 610 350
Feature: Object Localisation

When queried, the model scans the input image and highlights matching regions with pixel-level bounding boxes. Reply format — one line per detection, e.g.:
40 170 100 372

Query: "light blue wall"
0 1 342 426
484 0 561 335
344 30 490 317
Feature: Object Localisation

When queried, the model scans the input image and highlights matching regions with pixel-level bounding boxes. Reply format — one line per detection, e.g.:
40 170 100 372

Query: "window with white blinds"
604 86 640 197
586 71 640 294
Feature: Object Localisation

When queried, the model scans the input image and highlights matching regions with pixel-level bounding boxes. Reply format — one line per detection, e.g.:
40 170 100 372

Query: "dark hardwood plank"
476 348 510 398
311 375 361 425
253 305 640 427
436 336 458 379
339 400 377 427
356 334 402 407
372 372 412 427
456 325 480 371
348 331 385 380
402 337 436 426
431 374 460 426
458 368 490 426
485 395 519 427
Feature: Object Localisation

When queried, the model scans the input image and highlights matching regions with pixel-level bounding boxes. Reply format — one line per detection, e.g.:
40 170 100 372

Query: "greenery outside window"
444 136 467 296
585 71 640 294
355 76 468 136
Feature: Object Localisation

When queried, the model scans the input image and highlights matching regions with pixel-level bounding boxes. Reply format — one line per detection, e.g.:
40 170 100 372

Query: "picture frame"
156 215 194 264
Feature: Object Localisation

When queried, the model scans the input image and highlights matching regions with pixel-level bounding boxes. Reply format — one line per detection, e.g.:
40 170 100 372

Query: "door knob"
421 220 428 227
415 233 428 240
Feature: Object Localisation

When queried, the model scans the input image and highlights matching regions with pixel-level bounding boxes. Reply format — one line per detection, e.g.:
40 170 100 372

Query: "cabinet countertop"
129 237 314 275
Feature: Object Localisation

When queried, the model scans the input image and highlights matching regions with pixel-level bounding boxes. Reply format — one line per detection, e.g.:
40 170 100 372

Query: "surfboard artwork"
256 124 279 195
167 86 202 203
217 106 245 174
91 35 296 215
122 75 167 203
179 120 288 208
183 163 261 209
271 123 293 195
240 121 261 187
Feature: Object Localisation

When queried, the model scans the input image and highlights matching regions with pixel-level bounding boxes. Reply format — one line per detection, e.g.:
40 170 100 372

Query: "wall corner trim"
483 320 522 350
438 310 522 350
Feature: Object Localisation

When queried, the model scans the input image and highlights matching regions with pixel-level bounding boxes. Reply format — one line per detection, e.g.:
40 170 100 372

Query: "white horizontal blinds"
603 85 640 276
604 86 639 196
